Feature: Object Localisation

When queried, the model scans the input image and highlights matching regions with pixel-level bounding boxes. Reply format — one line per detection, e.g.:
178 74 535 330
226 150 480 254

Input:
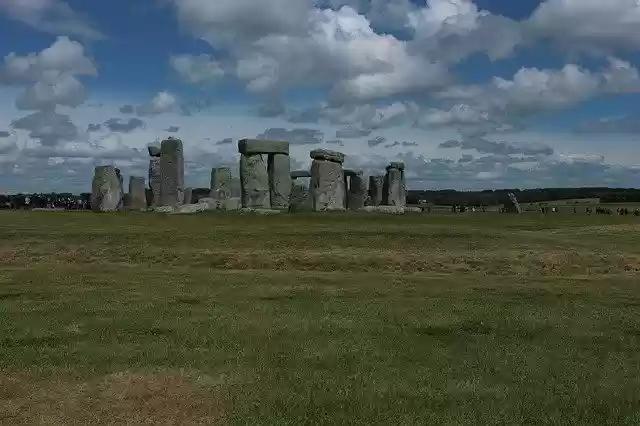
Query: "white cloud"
527 0 640 54
136 91 178 116
0 0 104 40
170 54 224 84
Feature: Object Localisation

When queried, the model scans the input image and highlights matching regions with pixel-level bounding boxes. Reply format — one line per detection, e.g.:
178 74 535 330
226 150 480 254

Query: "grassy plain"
1 210 640 424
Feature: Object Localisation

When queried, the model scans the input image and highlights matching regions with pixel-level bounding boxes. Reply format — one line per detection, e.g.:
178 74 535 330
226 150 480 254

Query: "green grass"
1 211 640 424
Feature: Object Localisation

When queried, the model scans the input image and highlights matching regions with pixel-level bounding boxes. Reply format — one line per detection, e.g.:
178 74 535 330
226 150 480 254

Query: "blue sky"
0 0 639 193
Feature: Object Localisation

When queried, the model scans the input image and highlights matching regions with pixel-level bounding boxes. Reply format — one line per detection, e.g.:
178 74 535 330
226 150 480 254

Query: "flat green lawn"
1 211 640 424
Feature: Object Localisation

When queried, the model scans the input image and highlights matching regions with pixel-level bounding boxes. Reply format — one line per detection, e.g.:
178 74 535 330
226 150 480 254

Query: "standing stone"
210 167 232 200
368 175 384 206
240 154 270 209
347 172 367 210
504 192 522 214
184 187 193 205
383 163 405 207
91 166 121 212
128 176 147 210
268 154 291 210
147 141 161 157
310 149 346 211
115 168 124 211
290 182 311 211
160 137 185 207
230 178 241 198
148 158 161 207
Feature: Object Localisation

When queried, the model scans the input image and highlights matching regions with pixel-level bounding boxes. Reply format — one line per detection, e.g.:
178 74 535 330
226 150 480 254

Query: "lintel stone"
310 149 345 164
147 142 161 157
291 170 311 179
238 138 290 155
386 162 405 171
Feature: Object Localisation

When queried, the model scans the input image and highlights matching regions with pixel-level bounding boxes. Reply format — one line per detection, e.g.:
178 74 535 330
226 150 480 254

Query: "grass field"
1 211 640 424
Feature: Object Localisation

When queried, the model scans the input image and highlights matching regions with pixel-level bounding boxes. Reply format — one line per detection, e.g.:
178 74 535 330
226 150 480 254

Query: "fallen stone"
91 166 121 212
198 197 241 211
240 154 270 208
153 205 175 213
172 203 208 214
147 141 161 157
128 176 147 210
239 208 282 215
359 205 405 214
268 153 291 210
310 159 346 211
310 149 345 164
238 139 289 155
160 137 185 207
405 206 423 213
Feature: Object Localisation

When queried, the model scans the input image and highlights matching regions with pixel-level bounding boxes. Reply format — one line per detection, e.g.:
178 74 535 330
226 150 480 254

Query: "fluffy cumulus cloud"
0 0 104 40
2 0 640 192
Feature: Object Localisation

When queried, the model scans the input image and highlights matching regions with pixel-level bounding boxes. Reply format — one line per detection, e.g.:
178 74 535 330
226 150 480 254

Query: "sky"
0 0 640 193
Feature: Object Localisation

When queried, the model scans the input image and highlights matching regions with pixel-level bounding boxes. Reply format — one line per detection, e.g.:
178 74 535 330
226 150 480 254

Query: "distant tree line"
1 187 640 209
406 187 640 206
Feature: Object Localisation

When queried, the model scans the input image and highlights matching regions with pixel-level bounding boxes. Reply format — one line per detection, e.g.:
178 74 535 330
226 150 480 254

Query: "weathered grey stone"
153 205 175 213
91 166 122 212
160 137 185 207
383 167 404 207
148 158 161 207
239 208 282 215
347 172 367 210
504 192 522 214
210 167 232 199
290 183 311 211
128 176 147 210
368 175 384 206
184 187 193 205
238 139 289 155
173 203 208 214
310 149 345 164
115 168 124 211
310 159 346 211
268 153 291 210
359 205 405 214
387 162 405 171
147 141 161 157
230 178 241 198
198 197 241 211
240 154 270 208
291 170 311 179
406 206 423 213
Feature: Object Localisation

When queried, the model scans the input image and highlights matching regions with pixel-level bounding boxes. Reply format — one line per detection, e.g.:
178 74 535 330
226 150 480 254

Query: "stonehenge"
91 166 122 212
238 139 291 210
91 135 413 215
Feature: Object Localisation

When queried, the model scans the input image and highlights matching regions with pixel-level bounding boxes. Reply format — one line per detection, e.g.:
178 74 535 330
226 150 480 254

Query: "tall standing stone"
184 187 193 205
268 154 291 210
91 166 121 212
240 154 270 208
368 175 384 206
148 158 161 207
504 192 522 214
160 137 184 207
347 172 367 210
210 167 232 200
310 149 346 211
128 176 147 210
115 168 124 211
383 162 405 207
